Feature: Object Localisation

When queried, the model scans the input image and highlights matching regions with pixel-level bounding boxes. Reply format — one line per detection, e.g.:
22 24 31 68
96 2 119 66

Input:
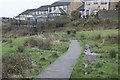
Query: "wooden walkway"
36 40 81 79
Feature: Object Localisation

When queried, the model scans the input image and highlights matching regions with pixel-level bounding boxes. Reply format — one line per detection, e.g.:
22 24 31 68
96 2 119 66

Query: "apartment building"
84 0 109 17
84 0 120 17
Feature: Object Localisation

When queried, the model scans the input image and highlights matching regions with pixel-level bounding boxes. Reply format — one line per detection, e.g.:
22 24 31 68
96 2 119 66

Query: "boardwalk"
36 40 81 79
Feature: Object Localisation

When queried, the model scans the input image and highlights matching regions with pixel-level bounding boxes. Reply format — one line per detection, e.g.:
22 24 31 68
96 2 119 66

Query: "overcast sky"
0 0 118 17
0 0 58 18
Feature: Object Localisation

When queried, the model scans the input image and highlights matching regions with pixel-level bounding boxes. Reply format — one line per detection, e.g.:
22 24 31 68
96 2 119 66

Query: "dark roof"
77 5 85 11
16 9 35 18
51 1 70 6
59 8 67 15
36 5 50 11
49 8 66 15
19 9 36 15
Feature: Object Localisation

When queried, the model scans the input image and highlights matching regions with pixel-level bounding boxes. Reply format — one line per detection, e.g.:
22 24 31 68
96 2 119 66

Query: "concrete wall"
67 2 82 15
97 10 118 19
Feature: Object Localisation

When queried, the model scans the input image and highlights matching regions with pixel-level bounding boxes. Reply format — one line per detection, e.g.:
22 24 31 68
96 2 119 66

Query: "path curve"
36 40 81 78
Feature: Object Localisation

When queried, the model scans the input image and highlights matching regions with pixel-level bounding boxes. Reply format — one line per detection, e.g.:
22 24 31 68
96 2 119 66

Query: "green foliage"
71 10 81 20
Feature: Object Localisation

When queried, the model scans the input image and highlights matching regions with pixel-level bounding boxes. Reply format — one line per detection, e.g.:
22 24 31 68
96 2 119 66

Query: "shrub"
2 53 32 78
95 62 103 68
86 15 100 26
38 38 52 50
14 36 17 39
106 35 118 44
7 39 13 44
40 57 46 61
2 38 13 44
52 53 59 58
80 34 85 40
10 44 13 48
109 49 117 58
67 30 71 35
24 35 52 50
71 10 81 20
72 29 77 34
2 38 8 43
90 34 101 40
24 37 39 47
17 46 25 53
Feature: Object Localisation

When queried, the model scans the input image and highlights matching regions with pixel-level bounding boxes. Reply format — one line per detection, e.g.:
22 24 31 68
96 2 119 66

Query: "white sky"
0 0 119 17
0 0 58 18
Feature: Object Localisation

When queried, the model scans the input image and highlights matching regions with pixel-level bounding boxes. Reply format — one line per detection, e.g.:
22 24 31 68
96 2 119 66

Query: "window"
86 2 91 5
101 0 107 4
63 6 67 10
44 11 46 14
54 7 56 10
94 2 98 4
33 12 35 15
116 5 118 8
42 11 44 15
49 8 52 12
86 10 89 15
92 9 98 14
39 11 41 15
36 12 38 15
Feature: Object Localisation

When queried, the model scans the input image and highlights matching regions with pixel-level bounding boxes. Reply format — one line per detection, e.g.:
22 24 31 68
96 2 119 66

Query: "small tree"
71 10 81 20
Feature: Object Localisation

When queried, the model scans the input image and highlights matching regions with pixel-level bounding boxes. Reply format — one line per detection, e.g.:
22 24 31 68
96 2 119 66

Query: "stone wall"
97 10 118 19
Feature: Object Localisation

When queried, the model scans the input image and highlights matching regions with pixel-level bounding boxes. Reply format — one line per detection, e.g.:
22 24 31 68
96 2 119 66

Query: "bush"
2 38 8 43
95 62 103 68
36 16 70 31
109 49 117 58
40 57 46 61
106 35 118 44
52 53 59 58
2 53 32 78
86 14 100 26
71 10 81 20
17 46 25 53
67 30 71 35
72 29 77 34
24 37 38 47
24 35 53 50
90 34 101 40
2 38 13 43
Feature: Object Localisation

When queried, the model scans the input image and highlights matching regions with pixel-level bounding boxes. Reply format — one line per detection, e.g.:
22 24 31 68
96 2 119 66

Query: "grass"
1 29 119 78
2 33 69 78
71 29 118 78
